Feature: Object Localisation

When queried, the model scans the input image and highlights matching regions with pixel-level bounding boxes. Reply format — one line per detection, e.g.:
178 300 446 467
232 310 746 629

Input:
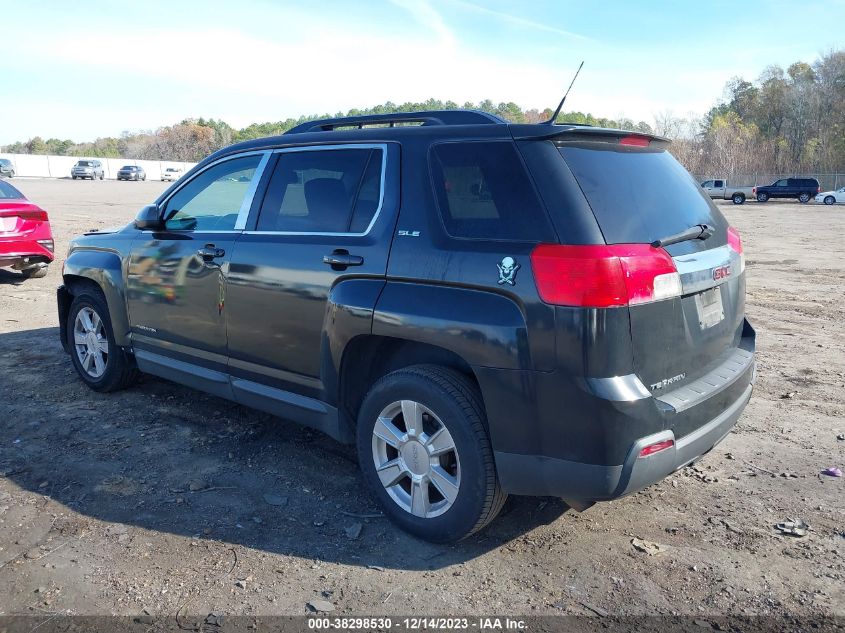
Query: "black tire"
732 193 745 205
67 287 139 392
756 192 769 202
99 173 104 180
798 192 810 203
72 176 77 180
20 265 48 279
824 196 835 205
8 171 14 178
356 365 506 543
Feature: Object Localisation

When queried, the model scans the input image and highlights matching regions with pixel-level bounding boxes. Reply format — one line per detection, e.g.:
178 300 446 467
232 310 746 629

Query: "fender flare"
62 248 131 347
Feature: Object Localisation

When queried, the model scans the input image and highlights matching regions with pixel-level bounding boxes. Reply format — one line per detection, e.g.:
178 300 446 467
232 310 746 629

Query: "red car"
0 180 54 278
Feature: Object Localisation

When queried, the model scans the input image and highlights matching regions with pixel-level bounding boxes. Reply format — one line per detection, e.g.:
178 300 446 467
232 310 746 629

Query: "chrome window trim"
158 150 272 232
243 143 388 237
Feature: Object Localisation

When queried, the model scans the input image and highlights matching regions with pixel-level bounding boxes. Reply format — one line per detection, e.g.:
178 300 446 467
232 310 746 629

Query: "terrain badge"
497 257 520 285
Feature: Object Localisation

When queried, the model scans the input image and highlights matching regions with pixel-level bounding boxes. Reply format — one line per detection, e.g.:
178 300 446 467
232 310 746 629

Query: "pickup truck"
700 179 755 205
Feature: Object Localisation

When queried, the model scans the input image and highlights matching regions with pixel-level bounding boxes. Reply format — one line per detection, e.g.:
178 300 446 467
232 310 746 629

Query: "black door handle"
323 251 364 268
197 245 225 260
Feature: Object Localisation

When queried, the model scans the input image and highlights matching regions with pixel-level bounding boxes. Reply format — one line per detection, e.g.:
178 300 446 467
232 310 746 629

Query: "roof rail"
285 109 506 134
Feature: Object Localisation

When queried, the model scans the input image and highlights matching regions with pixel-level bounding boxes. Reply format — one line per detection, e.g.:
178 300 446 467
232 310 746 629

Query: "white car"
161 167 183 182
815 187 845 205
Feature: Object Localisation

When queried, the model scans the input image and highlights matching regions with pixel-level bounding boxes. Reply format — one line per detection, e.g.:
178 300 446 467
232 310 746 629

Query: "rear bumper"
495 380 752 501
486 319 756 502
0 242 54 268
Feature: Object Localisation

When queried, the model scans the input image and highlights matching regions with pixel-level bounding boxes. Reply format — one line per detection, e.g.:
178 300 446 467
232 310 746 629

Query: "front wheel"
732 193 745 205
356 365 506 543
67 288 138 392
99 173 104 180
798 192 811 203
824 195 835 205
757 192 769 202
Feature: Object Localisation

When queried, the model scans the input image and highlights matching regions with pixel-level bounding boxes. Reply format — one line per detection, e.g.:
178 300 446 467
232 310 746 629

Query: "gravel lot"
0 179 843 622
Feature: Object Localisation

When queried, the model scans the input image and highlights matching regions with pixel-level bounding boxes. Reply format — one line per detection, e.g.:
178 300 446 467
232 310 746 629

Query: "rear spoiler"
510 124 670 147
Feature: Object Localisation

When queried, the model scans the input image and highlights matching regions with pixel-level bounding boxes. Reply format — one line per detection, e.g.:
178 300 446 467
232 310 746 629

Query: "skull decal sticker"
497 256 520 285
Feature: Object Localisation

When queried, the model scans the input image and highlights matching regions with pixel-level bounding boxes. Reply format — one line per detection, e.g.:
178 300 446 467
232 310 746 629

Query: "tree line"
4 48 843 180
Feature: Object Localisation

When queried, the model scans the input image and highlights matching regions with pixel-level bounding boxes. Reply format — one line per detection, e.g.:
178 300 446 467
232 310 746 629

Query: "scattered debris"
775 519 809 537
579 601 609 617
187 479 206 492
780 391 799 399
837 434 845 441
821 467 842 477
205 613 224 627
366 565 385 572
344 522 362 540
263 494 288 506
235 579 247 589
307 599 335 613
631 538 665 555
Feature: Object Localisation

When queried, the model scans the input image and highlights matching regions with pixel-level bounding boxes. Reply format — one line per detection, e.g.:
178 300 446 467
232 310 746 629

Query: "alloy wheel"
371 400 461 519
73 306 109 378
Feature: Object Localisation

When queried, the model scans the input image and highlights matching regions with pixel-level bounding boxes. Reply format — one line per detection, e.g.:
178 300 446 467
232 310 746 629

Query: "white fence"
0 153 198 181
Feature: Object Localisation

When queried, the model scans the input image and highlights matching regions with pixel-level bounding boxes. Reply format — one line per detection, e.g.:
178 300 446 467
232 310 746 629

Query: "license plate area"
695 287 725 329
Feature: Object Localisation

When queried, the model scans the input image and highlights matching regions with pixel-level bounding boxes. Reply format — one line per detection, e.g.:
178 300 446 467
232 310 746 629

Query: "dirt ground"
0 179 843 622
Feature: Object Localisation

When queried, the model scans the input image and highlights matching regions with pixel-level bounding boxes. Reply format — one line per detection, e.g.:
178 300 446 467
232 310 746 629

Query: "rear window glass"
558 143 727 249
430 141 554 241
0 180 24 199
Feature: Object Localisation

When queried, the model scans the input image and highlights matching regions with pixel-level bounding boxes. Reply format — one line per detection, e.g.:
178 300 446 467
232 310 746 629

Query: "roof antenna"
542 61 584 125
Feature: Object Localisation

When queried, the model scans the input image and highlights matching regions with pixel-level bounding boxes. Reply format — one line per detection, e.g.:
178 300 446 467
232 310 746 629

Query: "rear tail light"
752 187 756 194
638 439 674 458
530 244 682 308
727 226 745 273
619 135 650 147
13 210 49 222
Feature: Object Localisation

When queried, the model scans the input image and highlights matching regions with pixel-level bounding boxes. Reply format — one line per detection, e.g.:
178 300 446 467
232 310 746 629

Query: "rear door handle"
323 252 364 268
197 245 225 260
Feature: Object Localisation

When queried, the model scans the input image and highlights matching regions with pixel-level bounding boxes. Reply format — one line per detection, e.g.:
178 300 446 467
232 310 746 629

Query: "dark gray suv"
0 158 15 178
57 110 756 542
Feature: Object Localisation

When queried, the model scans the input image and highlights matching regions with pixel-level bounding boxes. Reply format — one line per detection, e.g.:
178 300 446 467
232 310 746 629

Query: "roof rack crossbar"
285 109 506 134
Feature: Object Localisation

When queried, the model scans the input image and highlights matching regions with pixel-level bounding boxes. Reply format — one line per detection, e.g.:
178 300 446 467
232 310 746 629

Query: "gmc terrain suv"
57 110 756 543
754 177 820 203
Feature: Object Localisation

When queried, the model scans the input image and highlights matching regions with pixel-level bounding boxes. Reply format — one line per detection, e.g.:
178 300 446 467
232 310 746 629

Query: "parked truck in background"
700 179 755 205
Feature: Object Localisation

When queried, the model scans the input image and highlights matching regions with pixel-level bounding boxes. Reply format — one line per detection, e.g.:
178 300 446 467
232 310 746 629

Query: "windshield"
558 142 728 254
77 161 93 167
0 180 25 199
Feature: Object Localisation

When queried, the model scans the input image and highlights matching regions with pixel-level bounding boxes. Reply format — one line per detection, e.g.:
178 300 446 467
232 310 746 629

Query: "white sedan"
815 187 845 205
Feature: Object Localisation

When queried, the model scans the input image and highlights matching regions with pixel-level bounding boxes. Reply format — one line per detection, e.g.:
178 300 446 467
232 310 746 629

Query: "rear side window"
558 143 727 249
257 147 383 234
0 180 24 199
430 141 553 241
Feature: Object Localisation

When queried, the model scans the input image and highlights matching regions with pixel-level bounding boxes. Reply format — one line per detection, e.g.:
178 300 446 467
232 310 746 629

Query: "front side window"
430 141 553 241
163 154 261 231
775 179 788 187
701 180 713 187
256 147 383 233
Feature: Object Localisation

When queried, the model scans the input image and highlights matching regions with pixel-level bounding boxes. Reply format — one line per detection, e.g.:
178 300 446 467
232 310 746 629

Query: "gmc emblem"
712 265 731 281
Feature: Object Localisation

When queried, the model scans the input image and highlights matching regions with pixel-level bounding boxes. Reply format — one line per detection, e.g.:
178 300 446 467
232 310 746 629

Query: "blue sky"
1 0 842 144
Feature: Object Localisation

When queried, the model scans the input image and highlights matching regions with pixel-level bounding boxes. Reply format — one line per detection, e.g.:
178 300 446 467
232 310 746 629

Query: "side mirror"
134 204 163 230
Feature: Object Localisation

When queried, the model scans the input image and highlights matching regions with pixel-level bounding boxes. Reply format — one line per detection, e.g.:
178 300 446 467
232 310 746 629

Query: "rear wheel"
99 173 104 180
824 195 835 205
20 264 48 279
732 193 745 205
356 365 506 543
756 192 769 202
67 288 138 392
798 192 811 203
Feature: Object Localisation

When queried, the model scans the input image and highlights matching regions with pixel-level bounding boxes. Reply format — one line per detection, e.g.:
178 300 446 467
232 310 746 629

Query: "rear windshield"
558 143 727 251
0 180 24 199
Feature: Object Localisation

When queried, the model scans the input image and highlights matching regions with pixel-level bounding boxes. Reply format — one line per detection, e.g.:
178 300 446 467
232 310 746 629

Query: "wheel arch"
62 248 131 347
338 334 482 432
